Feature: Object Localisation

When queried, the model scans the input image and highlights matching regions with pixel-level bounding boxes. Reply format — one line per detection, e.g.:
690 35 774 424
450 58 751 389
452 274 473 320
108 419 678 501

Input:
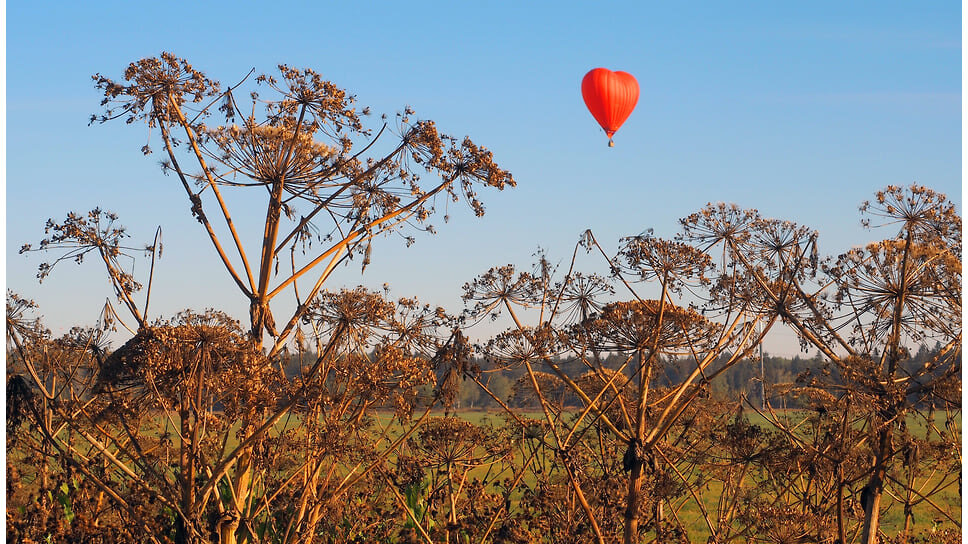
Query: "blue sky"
6 2 961 355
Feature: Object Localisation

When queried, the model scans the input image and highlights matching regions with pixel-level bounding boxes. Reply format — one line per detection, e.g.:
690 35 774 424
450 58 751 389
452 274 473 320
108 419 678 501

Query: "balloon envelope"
581 68 639 144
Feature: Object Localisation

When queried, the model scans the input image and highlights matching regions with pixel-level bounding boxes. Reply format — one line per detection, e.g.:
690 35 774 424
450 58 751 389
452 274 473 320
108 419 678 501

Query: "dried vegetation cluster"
7 55 962 544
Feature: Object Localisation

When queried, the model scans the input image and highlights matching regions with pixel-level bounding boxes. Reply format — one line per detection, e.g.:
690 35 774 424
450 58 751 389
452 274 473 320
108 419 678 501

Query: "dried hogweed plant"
680 185 961 543
89 52 513 351
459 226 775 543
12 53 513 544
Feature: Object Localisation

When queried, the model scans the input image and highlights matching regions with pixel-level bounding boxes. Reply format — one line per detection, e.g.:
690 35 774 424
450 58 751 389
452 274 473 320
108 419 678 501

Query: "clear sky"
6 2 961 356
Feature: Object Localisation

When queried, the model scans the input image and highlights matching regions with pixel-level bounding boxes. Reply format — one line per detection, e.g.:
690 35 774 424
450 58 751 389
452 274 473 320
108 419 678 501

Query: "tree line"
448 343 957 411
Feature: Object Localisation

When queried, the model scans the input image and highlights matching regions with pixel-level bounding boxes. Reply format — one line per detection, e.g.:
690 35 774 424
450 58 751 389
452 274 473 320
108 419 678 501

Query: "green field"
436 408 962 541
10 406 959 543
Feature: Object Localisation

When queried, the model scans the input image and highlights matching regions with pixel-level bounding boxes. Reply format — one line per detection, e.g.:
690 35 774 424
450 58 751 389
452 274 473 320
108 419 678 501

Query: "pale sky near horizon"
5 2 962 356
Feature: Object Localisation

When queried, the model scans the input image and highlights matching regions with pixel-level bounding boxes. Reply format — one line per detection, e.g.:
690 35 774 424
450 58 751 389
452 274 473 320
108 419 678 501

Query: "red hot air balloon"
581 68 639 147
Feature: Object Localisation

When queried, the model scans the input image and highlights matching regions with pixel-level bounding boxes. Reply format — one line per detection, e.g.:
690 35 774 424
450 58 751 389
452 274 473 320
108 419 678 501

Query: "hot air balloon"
581 68 639 147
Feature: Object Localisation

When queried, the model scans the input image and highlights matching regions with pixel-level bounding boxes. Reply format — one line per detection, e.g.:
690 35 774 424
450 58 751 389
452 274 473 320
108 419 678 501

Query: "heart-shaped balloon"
581 68 639 146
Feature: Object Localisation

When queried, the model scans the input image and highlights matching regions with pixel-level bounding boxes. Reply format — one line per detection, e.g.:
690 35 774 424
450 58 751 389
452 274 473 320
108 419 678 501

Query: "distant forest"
281 343 956 412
